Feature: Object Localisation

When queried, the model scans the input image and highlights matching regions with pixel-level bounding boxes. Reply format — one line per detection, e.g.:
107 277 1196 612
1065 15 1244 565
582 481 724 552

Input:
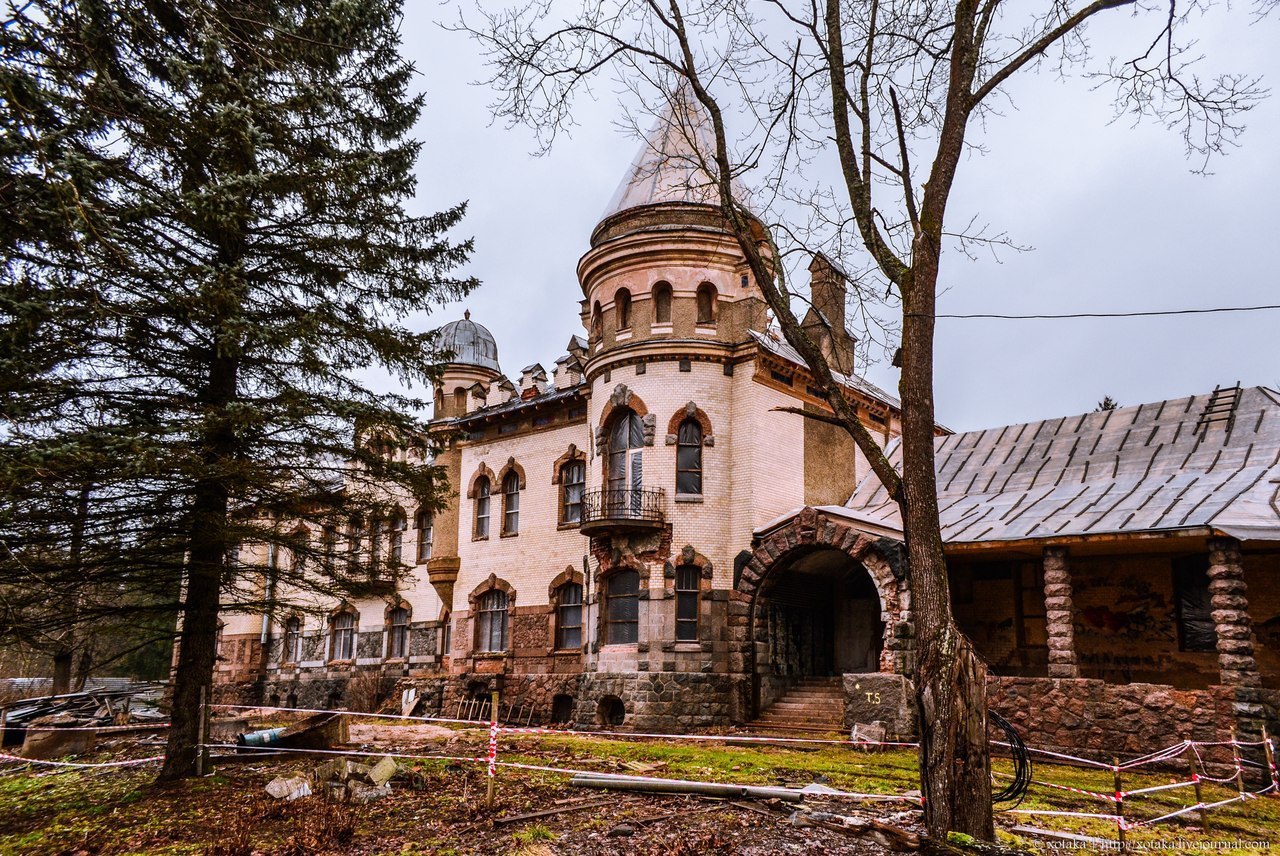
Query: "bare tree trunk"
51 651 72 695
901 254 993 838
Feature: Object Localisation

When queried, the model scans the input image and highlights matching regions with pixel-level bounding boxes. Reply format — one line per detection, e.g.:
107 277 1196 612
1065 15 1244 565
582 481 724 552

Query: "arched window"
387 512 407 567
590 301 603 340
555 582 584 649
474 476 491 539
415 508 433 562
615 288 632 330
696 282 717 324
561 459 586 524
607 410 645 512
367 516 383 571
386 606 409 659
475 589 509 652
453 387 467 413
605 569 640 645
321 525 338 569
675 566 700 641
652 282 672 324
330 610 357 661
283 616 303 663
676 418 703 496
346 516 365 574
501 470 520 535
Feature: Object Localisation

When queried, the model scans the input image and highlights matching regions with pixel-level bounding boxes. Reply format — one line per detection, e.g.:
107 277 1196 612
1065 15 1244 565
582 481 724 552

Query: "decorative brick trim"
467 573 516 607
665 402 714 438
496 456 526 490
547 565 585 601
550 444 586 483
465 462 496 499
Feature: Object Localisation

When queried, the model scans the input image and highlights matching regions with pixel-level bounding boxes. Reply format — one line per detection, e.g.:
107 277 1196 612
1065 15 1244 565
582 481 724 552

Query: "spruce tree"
1 0 475 778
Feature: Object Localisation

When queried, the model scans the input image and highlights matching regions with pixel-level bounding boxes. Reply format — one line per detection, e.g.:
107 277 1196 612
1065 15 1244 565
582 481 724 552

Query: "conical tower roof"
592 93 753 244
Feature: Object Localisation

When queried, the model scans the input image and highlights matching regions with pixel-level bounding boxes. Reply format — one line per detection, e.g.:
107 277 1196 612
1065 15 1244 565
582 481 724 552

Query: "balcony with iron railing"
579 487 666 537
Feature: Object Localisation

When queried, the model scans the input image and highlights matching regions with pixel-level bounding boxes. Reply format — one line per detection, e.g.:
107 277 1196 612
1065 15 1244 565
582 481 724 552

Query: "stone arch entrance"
735 507 911 719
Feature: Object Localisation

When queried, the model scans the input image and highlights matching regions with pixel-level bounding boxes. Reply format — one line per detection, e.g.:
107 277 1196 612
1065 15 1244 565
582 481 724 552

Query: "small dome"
436 310 500 372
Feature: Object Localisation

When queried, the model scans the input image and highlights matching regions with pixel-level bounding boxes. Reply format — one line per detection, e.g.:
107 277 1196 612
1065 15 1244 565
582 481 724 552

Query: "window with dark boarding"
556 582 584 649
476 589 509 652
605 569 640 644
675 566 700 641
676 418 703 496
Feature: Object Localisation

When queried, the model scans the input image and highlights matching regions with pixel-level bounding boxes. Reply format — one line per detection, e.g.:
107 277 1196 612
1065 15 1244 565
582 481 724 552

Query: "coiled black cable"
989 709 1031 807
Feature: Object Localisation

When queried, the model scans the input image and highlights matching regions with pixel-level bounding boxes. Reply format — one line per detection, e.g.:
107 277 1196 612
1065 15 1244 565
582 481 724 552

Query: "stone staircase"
749 677 846 734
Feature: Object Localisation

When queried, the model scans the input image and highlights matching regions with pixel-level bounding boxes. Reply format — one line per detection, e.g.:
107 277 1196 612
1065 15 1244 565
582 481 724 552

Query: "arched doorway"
760 548 885 678
736 506 911 720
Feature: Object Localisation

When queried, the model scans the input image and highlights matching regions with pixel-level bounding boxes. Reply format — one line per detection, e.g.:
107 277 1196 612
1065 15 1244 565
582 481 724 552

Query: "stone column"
1207 537 1260 687
1207 536 1265 749
1042 547 1080 678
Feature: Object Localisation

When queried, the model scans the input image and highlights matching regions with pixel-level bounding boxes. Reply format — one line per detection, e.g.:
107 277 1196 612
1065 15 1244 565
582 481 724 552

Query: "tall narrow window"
652 282 672 324
607 410 645 516
1173 556 1216 653
474 477 491 539
475 589 509 652
696 282 717 324
346 517 365 575
388 512 406 567
321 525 338 570
561 460 585 524
330 611 356 661
502 471 520 535
605 569 640 645
441 610 452 655
368 516 383 572
453 387 467 413
675 566 700 641
590 301 603 341
415 509 433 562
615 288 632 330
283 616 303 663
387 606 409 659
676 419 703 495
556 582 584 649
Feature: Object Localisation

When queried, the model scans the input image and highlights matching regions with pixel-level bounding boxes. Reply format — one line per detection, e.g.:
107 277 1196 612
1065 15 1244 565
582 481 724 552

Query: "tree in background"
1096 396 1121 412
468 0 1264 838
1 0 475 779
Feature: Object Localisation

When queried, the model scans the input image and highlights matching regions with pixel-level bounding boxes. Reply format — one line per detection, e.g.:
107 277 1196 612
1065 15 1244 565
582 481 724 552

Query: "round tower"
575 98 772 730
433 310 502 419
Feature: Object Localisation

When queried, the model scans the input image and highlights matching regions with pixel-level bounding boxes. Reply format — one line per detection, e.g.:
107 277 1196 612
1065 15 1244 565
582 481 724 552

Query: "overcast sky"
387 3 1279 433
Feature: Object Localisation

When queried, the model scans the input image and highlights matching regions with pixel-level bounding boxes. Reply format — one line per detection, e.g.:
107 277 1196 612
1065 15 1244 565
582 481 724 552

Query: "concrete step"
769 701 844 713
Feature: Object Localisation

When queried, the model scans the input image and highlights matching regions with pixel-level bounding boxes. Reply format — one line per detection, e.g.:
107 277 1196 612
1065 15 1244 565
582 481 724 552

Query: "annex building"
213 103 1280 753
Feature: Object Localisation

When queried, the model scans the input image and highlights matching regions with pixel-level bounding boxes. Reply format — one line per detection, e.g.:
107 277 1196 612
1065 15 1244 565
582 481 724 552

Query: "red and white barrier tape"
0 752 162 769
487 720 499 780
209 703 486 729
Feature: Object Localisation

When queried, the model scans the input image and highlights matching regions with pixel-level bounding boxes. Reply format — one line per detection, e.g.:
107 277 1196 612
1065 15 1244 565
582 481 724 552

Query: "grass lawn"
1 726 1277 854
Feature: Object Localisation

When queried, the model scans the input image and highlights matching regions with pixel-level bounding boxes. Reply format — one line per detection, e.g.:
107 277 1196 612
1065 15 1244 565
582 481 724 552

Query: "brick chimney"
802 253 856 375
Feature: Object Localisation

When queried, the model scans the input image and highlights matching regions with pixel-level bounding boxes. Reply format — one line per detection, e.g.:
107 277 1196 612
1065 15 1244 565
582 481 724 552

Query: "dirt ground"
2 720 1278 855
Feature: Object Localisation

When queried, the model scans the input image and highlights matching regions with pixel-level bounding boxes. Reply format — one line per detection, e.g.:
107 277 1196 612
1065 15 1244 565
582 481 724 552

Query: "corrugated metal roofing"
846 386 1280 543
749 328 902 409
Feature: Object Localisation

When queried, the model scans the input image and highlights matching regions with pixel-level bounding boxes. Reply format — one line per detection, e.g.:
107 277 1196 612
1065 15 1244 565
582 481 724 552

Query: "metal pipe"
570 773 803 802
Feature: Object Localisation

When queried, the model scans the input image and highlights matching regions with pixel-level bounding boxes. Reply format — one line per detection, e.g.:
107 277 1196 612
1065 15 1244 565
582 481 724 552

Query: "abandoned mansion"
213 106 1280 753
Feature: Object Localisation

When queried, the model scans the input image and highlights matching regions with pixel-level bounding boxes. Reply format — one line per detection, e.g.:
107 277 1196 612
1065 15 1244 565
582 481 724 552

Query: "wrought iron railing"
580 487 666 527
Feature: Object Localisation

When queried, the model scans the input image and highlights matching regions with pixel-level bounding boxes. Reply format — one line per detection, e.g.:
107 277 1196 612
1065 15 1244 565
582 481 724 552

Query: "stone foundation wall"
576 672 743 730
988 677 1236 756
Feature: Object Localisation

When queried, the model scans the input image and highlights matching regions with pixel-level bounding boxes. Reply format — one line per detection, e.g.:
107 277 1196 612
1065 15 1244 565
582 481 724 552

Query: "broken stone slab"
265 776 313 801
21 726 97 760
346 781 392 804
311 758 344 783
366 755 398 787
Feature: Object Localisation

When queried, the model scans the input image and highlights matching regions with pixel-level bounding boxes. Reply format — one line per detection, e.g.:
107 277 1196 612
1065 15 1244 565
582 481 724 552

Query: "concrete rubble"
267 754 403 804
